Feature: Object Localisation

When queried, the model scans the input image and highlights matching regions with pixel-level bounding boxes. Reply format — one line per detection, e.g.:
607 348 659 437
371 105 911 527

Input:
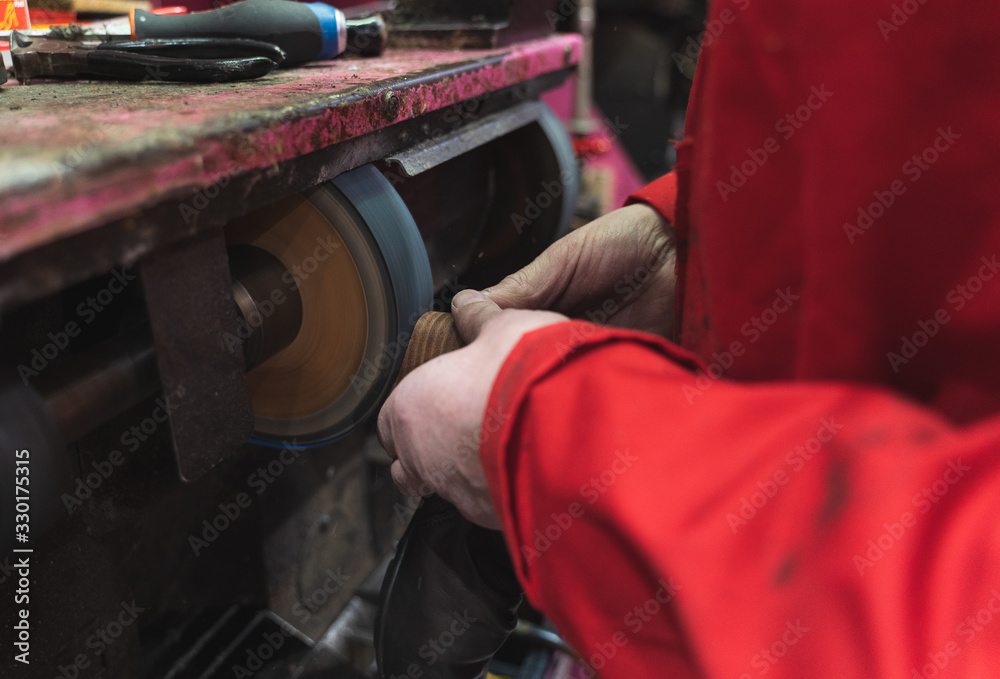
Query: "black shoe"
375 495 523 679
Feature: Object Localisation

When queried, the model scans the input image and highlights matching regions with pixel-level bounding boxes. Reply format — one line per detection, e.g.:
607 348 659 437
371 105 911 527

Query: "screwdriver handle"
131 0 346 65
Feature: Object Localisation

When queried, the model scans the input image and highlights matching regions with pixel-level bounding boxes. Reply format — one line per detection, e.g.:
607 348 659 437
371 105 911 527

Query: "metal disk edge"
249 165 432 450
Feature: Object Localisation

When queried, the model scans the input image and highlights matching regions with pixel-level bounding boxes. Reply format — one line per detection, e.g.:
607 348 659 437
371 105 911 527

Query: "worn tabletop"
0 34 580 263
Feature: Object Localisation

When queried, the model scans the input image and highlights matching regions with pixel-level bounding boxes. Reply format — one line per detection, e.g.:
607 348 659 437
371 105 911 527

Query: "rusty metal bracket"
384 101 546 178
139 227 254 482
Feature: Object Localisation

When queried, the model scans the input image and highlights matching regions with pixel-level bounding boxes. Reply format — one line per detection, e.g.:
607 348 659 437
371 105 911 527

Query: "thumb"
451 289 503 343
483 236 577 311
482 248 562 310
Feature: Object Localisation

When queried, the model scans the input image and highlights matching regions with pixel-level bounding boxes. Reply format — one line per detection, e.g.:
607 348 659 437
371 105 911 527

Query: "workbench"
0 34 581 315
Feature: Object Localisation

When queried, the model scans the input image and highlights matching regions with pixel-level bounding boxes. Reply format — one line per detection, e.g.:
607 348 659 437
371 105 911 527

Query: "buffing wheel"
226 165 433 448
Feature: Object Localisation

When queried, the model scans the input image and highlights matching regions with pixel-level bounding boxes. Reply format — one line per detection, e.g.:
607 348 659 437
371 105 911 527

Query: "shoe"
375 495 523 679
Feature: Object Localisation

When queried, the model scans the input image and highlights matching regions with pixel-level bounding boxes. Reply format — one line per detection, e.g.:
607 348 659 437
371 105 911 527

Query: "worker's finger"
452 289 503 343
390 459 423 497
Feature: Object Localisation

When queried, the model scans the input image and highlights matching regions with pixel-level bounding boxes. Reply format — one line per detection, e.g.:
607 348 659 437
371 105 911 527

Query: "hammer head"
10 31 91 83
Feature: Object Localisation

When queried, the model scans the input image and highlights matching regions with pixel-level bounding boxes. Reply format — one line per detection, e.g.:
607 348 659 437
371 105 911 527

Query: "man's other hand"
484 204 676 339
377 291 567 528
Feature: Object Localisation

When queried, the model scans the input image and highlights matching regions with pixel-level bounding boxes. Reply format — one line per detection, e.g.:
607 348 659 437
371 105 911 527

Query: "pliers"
9 31 286 84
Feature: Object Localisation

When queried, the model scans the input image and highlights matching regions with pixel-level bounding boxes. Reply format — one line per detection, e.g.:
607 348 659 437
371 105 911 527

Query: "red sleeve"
625 172 677 224
480 321 1000 679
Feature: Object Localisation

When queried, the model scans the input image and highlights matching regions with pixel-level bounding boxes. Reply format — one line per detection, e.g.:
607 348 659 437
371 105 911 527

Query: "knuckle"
499 268 537 300
480 311 509 335
507 268 531 289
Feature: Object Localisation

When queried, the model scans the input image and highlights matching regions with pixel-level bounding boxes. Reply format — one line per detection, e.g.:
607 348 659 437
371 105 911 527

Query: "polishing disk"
226 165 433 448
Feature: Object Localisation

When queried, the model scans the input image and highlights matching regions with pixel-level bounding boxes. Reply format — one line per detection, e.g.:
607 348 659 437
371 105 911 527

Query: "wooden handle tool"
393 312 464 389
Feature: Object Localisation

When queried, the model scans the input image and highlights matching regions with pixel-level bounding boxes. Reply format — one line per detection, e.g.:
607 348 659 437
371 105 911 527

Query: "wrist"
626 172 678 225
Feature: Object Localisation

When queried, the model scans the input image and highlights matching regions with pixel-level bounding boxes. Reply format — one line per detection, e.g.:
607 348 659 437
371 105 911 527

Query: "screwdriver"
129 0 387 65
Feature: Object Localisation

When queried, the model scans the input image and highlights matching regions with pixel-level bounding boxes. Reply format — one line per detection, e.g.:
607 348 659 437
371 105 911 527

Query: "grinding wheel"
226 165 433 448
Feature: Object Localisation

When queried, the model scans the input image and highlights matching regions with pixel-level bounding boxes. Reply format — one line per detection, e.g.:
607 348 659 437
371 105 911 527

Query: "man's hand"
377 291 567 528
378 204 673 525
485 203 676 339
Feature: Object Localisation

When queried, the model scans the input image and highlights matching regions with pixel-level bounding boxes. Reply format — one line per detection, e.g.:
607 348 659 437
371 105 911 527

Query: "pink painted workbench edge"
0 33 581 261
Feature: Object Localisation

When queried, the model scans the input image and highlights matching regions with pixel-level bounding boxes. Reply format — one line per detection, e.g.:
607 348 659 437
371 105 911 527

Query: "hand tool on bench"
130 0 387 64
10 31 285 82
8 3 387 62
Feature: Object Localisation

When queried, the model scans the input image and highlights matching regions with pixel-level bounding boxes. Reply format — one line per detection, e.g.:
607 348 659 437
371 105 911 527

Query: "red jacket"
480 1 1000 677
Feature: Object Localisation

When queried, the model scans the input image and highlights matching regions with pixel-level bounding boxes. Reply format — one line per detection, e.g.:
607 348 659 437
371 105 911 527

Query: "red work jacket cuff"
477 321 705 567
625 172 678 224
